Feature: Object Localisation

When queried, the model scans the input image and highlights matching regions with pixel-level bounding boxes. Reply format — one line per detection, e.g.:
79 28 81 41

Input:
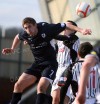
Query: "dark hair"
78 42 93 58
67 20 77 33
22 17 36 27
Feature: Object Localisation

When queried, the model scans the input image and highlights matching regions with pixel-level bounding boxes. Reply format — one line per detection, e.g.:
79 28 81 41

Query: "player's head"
67 20 77 28
64 20 77 36
67 20 77 34
22 17 38 36
78 42 93 58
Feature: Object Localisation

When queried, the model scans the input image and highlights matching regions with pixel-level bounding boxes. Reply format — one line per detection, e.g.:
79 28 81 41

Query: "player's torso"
57 41 71 67
73 62 100 99
86 65 100 99
22 23 56 62
57 36 80 67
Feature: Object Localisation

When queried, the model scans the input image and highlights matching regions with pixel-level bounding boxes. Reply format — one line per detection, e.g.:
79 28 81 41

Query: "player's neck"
79 57 84 61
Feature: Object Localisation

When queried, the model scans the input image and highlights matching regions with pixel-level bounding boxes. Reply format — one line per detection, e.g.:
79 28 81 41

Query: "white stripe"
50 39 56 50
57 39 80 68
72 39 80 52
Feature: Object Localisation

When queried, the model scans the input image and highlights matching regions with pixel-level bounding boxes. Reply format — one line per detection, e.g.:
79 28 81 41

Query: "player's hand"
2 48 14 55
81 29 92 35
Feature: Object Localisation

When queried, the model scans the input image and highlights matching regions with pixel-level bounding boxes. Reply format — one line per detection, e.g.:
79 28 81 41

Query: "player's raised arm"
73 55 98 104
66 22 92 35
2 34 20 55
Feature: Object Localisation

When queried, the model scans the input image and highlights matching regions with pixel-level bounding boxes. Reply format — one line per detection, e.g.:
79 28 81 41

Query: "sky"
0 0 43 28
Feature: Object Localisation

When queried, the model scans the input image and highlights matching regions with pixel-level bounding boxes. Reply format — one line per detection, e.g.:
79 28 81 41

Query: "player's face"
23 23 38 36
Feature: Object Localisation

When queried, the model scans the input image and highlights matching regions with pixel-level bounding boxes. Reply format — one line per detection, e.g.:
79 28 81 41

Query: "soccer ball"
76 2 91 18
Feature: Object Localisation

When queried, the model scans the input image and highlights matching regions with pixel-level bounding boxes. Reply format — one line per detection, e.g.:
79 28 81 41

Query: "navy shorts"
24 61 58 80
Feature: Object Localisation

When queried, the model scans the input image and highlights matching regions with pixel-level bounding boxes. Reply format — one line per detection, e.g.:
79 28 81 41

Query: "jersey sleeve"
72 39 80 52
18 31 26 41
54 34 69 41
69 39 80 62
45 23 66 38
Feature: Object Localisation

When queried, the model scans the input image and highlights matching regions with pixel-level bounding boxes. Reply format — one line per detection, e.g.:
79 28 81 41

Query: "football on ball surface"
76 2 91 18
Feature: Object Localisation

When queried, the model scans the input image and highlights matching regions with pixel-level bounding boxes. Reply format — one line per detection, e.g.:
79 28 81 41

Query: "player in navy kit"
2 17 91 104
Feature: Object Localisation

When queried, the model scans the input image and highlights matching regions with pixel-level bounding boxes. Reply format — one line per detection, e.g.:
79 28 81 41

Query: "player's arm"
2 34 20 54
54 34 69 41
47 23 91 38
66 22 91 35
11 34 20 49
74 55 97 104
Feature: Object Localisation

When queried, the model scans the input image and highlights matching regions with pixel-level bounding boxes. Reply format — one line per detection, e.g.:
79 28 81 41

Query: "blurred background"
0 0 100 104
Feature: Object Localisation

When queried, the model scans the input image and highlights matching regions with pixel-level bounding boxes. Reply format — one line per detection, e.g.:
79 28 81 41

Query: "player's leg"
10 72 37 104
10 62 40 104
14 73 37 92
35 77 51 104
51 88 60 104
51 75 61 104
63 86 71 104
35 64 57 104
71 80 78 97
64 96 70 104
50 66 67 104
59 66 73 104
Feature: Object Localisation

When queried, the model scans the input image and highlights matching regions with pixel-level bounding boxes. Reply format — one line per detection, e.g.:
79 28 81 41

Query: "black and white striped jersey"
72 55 100 99
57 37 80 68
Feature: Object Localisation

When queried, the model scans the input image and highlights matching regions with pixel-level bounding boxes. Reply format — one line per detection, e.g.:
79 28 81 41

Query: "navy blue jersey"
18 22 66 63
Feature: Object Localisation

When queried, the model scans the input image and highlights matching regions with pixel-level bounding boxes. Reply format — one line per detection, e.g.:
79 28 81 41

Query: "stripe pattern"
57 39 80 68
72 61 100 99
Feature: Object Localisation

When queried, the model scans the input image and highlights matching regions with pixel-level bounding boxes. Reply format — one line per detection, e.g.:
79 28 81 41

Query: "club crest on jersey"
28 38 32 40
41 33 46 38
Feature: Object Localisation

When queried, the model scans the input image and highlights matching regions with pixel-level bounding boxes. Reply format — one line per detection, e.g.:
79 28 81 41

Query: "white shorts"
66 85 73 98
51 67 66 93
51 76 61 94
55 67 66 78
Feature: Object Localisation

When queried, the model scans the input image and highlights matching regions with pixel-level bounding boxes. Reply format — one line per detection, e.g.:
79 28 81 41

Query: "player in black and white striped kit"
51 21 80 104
71 42 100 104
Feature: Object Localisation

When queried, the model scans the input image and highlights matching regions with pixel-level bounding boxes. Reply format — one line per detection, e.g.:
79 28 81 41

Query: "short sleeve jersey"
57 35 80 67
72 54 100 99
18 22 66 63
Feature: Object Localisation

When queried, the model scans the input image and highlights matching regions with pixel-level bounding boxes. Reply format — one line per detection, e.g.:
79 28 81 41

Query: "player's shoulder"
18 30 28 36
85 54 97 60
85 54 98 59
37 22 66 29
85 54 99 64
74 34 79 39
37 22 49 27
70 34 79 40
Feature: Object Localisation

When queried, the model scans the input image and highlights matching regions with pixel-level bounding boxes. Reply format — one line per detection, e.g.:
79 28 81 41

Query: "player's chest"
58 41 69 52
